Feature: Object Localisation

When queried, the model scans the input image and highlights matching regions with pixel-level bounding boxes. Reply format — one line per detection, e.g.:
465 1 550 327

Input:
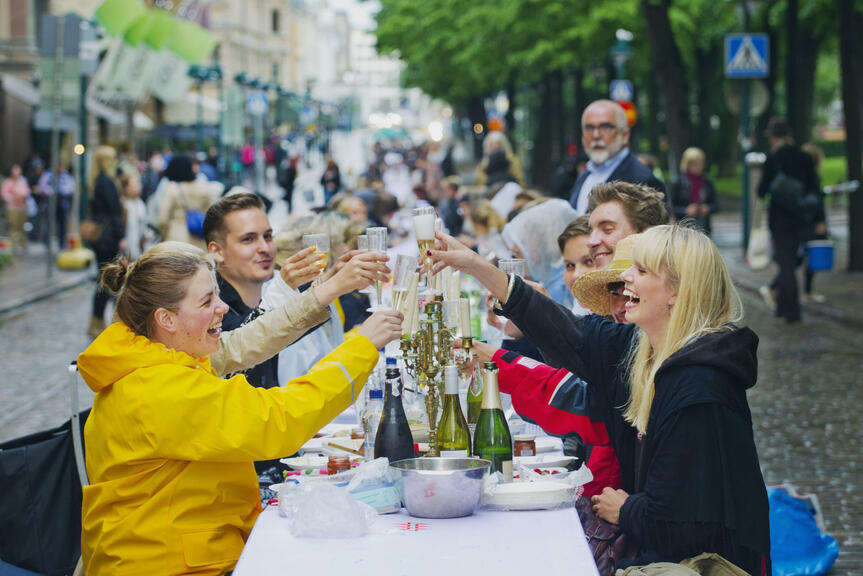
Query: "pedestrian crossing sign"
725 34 769 79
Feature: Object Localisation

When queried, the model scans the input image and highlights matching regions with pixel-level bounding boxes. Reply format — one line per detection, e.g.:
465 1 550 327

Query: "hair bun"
100 256 132 292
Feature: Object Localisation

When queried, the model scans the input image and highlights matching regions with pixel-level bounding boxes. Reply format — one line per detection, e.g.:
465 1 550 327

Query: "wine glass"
302 233 330 286
496 258 526 339
391 254 416 311
413 206 436 286
366 227 389 310
356 234 375 295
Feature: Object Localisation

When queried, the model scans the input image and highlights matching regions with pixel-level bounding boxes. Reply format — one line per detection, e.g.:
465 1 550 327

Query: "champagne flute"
412 206 436 288
356 234 375 295
391 254 416 311
366 227 389 310
496 258 526 339
302 233 330 286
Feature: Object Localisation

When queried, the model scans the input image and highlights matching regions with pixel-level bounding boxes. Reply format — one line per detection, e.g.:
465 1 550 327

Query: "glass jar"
512 434 536 457
327 454 351 475
350 428 365 440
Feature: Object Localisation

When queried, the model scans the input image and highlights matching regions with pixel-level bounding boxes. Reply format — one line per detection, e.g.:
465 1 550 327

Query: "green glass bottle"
436 365 471 457
472 361 513 482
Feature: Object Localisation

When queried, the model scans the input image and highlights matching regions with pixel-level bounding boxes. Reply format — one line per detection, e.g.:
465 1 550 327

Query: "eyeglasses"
583 123 619 136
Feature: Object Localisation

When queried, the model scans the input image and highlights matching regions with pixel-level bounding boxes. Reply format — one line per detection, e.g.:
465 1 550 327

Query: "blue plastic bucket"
807 240 834 271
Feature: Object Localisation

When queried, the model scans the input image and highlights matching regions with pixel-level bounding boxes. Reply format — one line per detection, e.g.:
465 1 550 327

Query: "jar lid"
328 454 350 462
512 434 536 442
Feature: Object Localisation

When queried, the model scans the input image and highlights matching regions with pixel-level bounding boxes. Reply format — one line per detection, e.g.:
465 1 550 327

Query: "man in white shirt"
569 100 665 215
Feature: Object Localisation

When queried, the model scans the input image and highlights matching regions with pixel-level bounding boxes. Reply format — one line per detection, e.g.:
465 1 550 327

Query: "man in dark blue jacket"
569 100 665 215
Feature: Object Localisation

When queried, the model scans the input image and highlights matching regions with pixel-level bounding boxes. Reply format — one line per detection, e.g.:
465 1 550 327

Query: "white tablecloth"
234 504 598 575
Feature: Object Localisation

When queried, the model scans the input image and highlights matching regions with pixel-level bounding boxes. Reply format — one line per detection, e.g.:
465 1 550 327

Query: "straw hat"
571 234 641 316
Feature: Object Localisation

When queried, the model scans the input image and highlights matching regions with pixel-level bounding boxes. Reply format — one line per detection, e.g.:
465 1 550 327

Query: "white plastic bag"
346 457 403 514
279 483 377 538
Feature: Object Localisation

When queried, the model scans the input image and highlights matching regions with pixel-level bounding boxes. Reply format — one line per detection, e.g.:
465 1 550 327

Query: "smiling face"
563 235 595 290
209 207 275 287
581 101 629 165
164 267 228 358
588 201 635 270
619 262 677 345
606 282 629 324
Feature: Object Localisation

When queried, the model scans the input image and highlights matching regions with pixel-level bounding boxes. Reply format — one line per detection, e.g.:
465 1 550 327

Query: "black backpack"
768 171 819 222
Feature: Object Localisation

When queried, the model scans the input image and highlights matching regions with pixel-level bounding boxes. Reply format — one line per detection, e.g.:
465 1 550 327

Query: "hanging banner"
94 0 147 36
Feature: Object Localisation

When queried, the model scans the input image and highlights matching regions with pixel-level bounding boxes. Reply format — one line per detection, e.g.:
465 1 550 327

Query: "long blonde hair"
623 225 742 434
89 145 117 189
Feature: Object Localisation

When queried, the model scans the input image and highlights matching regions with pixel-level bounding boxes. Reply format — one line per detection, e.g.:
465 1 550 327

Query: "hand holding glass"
302 234 330 286
413 206 436 278
366 227 388 310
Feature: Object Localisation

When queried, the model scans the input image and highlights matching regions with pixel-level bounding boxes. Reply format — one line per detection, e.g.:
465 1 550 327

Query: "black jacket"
569 153 666 210
757 145 819 233
500 277 770 575
668 175 719 235
217 273 279 390
90 172 125 260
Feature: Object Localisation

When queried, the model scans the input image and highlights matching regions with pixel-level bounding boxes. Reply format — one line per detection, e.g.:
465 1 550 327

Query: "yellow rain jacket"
77 322 379 576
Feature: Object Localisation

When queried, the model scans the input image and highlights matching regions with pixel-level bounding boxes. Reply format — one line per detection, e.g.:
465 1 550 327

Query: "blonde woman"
475 131 525 187
668 147 719 235
429 224 769 575
88 146 127 338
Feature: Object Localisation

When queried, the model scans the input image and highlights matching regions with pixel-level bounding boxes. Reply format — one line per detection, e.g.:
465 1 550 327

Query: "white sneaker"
803 293 827 304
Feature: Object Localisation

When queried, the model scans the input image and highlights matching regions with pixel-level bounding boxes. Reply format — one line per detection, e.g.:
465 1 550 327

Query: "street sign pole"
47 15 66 279
725 24 768 255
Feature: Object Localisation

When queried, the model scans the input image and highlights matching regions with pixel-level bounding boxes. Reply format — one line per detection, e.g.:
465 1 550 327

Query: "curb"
0 271 93 318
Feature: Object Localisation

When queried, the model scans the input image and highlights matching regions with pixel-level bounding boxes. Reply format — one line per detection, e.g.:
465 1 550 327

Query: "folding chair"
0 362 89 576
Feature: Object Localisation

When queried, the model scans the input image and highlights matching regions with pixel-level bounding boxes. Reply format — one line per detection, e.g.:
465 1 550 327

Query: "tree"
837 0 863 270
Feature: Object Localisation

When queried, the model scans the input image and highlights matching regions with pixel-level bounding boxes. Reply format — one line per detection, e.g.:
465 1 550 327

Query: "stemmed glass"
496 258 526 339
302 233 330 286
356 234 374 295
413 206 436 290
391 254 416 312
366 227 389 310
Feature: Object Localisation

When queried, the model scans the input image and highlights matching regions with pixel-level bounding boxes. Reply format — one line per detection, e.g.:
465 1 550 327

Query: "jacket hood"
660 325 759 390
78 322 210 393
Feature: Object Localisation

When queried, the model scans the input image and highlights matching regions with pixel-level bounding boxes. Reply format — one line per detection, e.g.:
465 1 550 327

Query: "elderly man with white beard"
569 100 665 216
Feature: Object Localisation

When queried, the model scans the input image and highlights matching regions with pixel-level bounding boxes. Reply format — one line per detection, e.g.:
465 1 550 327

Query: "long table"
234 504 599 575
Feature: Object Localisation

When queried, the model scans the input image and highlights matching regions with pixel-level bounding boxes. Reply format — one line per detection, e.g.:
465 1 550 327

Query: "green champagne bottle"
436 365 471 457
472 361 513 482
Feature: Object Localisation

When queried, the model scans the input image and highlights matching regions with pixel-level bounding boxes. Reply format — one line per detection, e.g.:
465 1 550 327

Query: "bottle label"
439 449 469 458
390 379 401 397
500 459 513 483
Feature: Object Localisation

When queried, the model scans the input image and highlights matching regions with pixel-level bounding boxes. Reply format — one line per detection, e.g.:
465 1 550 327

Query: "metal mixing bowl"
389 457 490 519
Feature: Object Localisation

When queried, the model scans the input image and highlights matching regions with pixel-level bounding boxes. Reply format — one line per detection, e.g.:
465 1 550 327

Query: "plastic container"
807 240 834 271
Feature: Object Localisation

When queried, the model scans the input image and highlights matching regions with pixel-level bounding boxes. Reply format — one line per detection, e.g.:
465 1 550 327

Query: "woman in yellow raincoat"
77 241 403 575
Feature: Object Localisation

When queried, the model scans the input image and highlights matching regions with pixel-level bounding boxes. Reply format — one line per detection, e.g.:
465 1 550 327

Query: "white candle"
459 298 471 338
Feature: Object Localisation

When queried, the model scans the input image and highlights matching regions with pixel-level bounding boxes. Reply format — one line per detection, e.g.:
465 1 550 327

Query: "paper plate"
484 480 576 511
280 455 329 470
534 436 562 453
514 454 576 469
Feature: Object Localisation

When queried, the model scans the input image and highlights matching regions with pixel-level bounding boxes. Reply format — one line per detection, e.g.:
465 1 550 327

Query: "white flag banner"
150 49 191 103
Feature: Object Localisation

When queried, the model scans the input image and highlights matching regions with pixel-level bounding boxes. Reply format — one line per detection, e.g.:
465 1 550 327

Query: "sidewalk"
0 242 95 317
712 208 863 329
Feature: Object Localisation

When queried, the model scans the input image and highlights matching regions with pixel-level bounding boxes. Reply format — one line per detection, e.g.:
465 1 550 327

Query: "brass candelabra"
400 293 479 457
399 295 454 456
